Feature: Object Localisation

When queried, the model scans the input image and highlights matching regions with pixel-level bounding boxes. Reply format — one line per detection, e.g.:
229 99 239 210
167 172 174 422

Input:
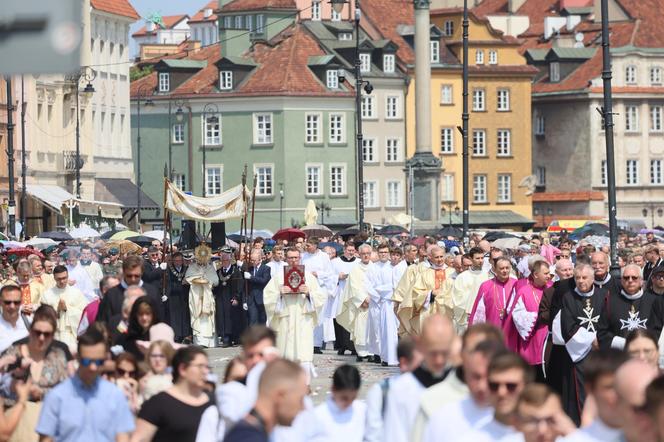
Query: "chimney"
147 21 156 32
204 8 213 18
560 0 590 9
508 0 527 13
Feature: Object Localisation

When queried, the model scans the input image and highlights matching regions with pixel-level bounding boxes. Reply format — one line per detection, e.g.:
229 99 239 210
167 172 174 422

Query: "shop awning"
76 199 124 219
25 184 74 214
95 178 159 210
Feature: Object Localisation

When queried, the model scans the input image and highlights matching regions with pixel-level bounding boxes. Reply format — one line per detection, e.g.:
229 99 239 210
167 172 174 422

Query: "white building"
132 14 191 57
189 1 219 47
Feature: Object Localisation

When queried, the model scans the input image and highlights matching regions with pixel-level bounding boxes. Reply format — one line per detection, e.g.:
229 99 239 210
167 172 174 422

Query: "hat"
147 246 159 254
108 247 119 256
135 323 186 353
42 245 57 255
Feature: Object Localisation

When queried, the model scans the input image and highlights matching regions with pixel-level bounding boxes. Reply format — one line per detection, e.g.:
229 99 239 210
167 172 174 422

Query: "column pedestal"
406 152 442 230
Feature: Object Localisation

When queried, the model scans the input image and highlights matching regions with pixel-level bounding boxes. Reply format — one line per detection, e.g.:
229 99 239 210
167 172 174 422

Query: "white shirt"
0 314 28 353
382 372 426 442
267 260 287 279
422 396 493 442
562 418 624 442
312 397 366 442
457 418 516 442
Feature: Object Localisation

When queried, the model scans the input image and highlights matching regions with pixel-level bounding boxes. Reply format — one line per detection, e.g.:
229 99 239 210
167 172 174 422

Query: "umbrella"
227 234 248 243
336 228 359 239
438 226 463 238
639 228 664 235
319 241 343 255
304 200 318 226
110 230 141 241
410 236 426 246
39 231 73 242
301 224 333 238
143 230 169 241
100 230 123 240
103 240 142 256
482 231 520 242
0 240 24 249
570 223 609 240
7 247 44 259
491 237 522 250
272 228 305 242
24 237 57 249
126 235 155 246
69 226 101 239
387 212 418 228
582 235 610 249
377 225 409 236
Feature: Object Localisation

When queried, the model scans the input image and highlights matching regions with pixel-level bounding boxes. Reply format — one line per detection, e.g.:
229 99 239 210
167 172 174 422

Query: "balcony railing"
63 151 86 172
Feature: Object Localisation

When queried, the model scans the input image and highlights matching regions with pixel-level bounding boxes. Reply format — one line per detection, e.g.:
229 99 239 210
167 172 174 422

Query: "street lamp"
642 204 664 229
316 201 332 225
441 202 460 228
167 97 186 181
67 66 96 199
135 84 154 228
202 103 219 197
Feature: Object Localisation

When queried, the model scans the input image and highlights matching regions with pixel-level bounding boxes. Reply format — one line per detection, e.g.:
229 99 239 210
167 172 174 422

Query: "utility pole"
5 77 16 238
461 0 470 245
20 76 27 238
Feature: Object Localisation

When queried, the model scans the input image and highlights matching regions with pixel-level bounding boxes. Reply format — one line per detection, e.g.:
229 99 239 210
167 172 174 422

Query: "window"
234 15 243 29
330 164 346 195
224 16 232 29
440 127 454 153
173 173 186 191
601 160 607 186
360 53 371 73
253 113 272 144
475 49 484 65
549 62 560 82
326 69 339 89
338 32 352 40
651 105 662 132
203 114 221 145
535 113 545 136
332 9 342 21
172 123 184 143
246 15 253 31
497 89 510 111
383 54 395 73
219 71 233 90
256 14 264 33
386 96 399 119
472 89 485 111
625 65 637 84
430 41 440 63
442 174 454 201
472 129 486 156
497 129 511 156
311 0 321 20
329 113 345 143
362 138 377 163
386 181 403 207
651 67 662 85
536 166 546 186
361 95 376 119
625 105 639 132
440 84 453 104
255 165 273 196
473 175 487 203
305 113 321 144
626 159 639 185
364 181 378 208
443 20 454 36
386 138 401 162
158 72 169 92
489 50 498 65
651 160 663 184
497 174 511 202
306 165 322 195
205 166 223 196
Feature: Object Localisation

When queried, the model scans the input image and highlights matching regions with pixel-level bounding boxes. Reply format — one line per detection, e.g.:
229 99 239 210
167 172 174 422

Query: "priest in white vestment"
64 249 97 302
186 244 219 348
330 243 359 355
336 244 373 360
41 265 88 351
452 249 490 332
302 238 337 350
263 247 327 381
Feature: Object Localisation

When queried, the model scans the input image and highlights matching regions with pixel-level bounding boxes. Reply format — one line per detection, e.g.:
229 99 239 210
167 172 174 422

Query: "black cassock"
558 287 606 426
167 265 191 341
214 264 247 345
597 289 664 350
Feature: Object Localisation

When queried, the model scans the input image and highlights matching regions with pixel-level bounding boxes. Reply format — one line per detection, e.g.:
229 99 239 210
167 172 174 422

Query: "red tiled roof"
221 0 297 12
469 64 538 75
361 0 415 64
132 15 190 37
472 0 508 17
532 191 605 202
431 7 521 44
189 0 218 23
91 0 139 20
131 25 355 98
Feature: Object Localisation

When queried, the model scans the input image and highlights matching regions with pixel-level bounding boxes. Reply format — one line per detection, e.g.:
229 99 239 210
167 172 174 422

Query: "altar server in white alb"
41 265 88 351
329 242 359 355
263 246 327 381
186 244 219 347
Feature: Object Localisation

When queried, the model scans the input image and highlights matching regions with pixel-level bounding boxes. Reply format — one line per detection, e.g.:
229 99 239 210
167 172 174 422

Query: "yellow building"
406 8 537 228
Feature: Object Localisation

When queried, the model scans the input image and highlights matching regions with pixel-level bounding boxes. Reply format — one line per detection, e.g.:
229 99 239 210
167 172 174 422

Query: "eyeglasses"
116 367 137 377
623 275 640 281
79 358 106 367
30 329 53 339
653 274 664 280
3 300 21 306
519 415 556 429
488 381 520 393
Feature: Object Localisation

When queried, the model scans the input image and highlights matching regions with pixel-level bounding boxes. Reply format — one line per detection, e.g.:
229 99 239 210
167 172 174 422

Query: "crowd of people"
0 227 664 441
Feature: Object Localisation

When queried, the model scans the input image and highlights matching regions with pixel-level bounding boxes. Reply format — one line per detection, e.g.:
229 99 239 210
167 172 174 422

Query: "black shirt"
224 420 268 442
138 391 212 442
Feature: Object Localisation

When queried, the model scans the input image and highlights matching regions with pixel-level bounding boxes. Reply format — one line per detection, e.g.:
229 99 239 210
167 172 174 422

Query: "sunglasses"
80 358 106 367
653 274 664 280
31 329 53 339
3 300 21 306
117 368 137 377
623 275 640 281
489 381 520 393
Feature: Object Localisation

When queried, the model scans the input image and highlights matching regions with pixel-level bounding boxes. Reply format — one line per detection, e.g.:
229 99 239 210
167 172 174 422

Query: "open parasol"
272 228 306 242
301 224 333 238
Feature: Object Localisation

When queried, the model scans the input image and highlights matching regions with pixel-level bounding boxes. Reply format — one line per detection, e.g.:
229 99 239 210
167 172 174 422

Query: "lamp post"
643 204 664 229
330 0 372 233
202 103 219 197
168 98 186 181
279 182 284 229
67 66 96 199
461 0 469 244
441 202 460 228
135 84 154 228
316 201 332 225
5 77 16 238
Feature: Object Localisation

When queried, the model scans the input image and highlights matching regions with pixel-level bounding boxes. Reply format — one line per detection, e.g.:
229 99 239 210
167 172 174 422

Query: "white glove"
243 302 248 311
161 295 168 302
244 272 252 280
159 262 167 270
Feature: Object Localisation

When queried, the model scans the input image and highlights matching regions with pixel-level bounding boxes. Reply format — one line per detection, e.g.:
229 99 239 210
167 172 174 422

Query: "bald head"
616 359 659 407
478 240 491 253
257 359 308 428
419 314 455 377
429 246 446 268
555 258 574 280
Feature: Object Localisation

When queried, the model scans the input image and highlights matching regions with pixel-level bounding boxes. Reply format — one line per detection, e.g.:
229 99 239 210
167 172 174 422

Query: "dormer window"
234 16 243 29
360 53 371 73
256 15 265 33
549 62 560 82
383 54 395 73
430 41 440 63
224 16 232 29
220 71 233 90
311 0 321 20
443 20 454 36
332 10 342 21
489 50 497 65
625 65 637 84
158 72 170 92
475 49 484 65
338 32 352 41
326 69 339 89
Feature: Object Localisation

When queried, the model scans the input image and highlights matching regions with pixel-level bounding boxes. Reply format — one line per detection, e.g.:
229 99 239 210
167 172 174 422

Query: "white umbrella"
143 230 169 241
304 200 318 226
24 237 57 249
69 226 100 239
